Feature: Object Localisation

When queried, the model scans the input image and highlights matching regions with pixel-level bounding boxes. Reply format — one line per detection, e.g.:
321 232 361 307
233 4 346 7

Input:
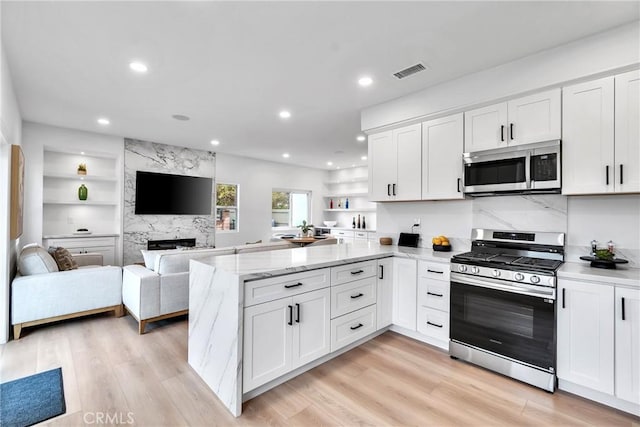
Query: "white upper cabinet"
563 72 639 195
562 76 615 195
464 88 560 153
421 113 464 200
614 70 640 193
464 102 508 152
368 123 421 202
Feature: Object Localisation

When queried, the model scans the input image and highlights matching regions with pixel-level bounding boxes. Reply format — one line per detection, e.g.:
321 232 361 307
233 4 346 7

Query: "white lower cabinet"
330 276 376 319
416 307 449 343
330 304 376 352
416 261 450 349
615 287 640 405
243 287 330 392
392 258 417 330
558 277 640 410
44 236 117 265
557 279 615 394
376 258 394 329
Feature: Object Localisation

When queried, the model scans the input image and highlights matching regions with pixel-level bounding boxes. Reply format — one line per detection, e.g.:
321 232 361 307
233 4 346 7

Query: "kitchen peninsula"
187 242 456 416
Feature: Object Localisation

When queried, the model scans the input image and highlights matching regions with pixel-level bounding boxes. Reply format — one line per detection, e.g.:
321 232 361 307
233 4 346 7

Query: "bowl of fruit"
432 235 452 252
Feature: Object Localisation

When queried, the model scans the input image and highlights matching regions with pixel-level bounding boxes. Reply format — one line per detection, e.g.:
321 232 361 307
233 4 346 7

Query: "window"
216 183 238 231
272 190 311 228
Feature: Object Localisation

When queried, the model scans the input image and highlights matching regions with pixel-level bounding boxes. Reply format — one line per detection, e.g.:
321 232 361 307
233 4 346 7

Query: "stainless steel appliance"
449 228 565 392
463 140 561 195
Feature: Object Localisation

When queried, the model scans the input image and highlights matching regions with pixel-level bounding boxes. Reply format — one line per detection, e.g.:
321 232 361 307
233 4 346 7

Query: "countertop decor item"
579 255 628 269
78 184 88 201
323 221 337 227
433 244 452 252
298 220 314 237
379 237 392 245
77 163 87 175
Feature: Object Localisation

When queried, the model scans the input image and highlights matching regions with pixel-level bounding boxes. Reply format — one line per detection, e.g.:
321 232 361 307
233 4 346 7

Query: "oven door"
450 273 556 371
463 150 529 193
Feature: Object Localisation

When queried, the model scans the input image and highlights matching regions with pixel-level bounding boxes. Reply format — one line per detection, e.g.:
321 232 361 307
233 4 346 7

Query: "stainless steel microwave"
463 140 561 195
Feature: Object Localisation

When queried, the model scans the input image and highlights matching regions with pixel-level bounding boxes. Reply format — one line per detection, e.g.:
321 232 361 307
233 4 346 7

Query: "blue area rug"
0 367 66 427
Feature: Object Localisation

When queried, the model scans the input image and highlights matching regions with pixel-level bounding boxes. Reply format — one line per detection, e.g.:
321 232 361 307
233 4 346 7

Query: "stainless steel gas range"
449 228 565 392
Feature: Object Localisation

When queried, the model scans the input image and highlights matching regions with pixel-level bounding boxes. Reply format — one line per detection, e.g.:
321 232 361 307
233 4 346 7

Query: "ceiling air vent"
393 63 427 80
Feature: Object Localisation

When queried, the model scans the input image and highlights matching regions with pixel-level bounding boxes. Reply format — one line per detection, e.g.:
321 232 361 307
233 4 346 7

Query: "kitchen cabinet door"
507 88 561 147
615 287 640 405
392 257 417 331
243 298 293 392
464 102 508 152
562 76 615 195
292 288 331 369
393 123 422 201
368 131 395 201
421 113 464 200
557 279 614 395
615 70 640 193
376 258 394 329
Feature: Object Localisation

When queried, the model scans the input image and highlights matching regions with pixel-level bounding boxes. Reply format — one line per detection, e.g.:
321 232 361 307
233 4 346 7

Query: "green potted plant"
77 163 87 175
298 220 314 237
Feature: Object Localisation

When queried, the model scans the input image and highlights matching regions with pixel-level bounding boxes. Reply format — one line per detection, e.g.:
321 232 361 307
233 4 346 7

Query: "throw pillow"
48 247 79 271
18 245 59 275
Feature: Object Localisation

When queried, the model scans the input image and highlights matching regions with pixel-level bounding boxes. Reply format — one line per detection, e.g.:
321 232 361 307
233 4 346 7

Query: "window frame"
271 188 312 229
215 182 239 233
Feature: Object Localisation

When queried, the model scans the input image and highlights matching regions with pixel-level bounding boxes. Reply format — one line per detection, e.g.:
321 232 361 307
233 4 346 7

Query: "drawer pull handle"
350 270 364 275
427 321 443 328
284 282 303 289
426 269 443 274
350 323 364 330
350 293 364 299
427 292 443 297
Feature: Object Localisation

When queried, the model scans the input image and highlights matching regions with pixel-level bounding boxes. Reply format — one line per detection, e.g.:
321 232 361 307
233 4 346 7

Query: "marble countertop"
558 262 640 288
192 241 462 281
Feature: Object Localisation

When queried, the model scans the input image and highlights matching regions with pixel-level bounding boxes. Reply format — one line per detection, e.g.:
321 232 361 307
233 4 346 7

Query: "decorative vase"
78 184 88 201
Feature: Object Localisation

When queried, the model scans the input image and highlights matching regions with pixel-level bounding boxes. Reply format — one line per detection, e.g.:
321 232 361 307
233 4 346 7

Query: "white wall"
0 41 23 343
20 122 124 251
362 21 640 131
215 153 327 248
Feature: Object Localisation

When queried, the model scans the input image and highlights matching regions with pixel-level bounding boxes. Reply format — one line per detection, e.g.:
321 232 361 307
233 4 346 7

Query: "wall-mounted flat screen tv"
135 171 213 215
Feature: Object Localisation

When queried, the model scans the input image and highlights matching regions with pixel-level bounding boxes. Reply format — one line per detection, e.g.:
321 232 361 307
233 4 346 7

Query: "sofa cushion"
140 249 170 270
155 248 236 274
18 245 59 276
48 247 79 271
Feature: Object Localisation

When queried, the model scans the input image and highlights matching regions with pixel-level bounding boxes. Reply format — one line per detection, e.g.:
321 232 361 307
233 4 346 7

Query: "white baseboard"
389 324 449 351
558 379 639 417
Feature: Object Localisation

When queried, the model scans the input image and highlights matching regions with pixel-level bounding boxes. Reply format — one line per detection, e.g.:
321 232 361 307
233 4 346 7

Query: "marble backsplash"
472 194 567 233
123 139 216 265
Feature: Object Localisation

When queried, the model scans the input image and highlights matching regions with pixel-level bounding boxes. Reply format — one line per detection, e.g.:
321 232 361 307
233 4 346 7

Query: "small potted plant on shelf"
77 163 87 175
298 220 314 237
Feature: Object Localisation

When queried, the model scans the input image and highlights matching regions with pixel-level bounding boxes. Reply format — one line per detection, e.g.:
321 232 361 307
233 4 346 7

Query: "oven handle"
451 272 555 300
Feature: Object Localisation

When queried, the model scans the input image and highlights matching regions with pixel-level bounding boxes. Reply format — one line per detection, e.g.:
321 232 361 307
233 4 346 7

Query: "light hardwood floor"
1 313 638 426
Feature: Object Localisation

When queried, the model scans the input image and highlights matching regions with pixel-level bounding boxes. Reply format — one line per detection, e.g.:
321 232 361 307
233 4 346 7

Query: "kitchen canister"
78 184 88 201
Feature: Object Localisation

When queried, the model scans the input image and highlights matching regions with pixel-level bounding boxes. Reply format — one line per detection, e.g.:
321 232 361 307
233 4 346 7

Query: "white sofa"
12 248 123 339
122 241 298 333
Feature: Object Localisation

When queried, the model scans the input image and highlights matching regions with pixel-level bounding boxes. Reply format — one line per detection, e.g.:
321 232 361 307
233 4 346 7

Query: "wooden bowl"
379 237 392 245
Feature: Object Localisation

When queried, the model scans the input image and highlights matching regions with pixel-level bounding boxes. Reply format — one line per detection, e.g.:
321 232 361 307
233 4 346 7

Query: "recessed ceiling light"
351 164 356 167
210 139 220 146
279 110 291 119
361 156 367 161
358 76 373 87
129 61 148 73
282 153 290 158
357 135 366 142
80 152 85 155
172 114 190 121
327 161 333 166
97 118 110 125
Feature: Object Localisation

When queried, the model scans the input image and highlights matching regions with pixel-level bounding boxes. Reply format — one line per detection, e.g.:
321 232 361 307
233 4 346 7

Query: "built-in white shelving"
44 172 117 182
322 167 376 230
44 200 118 206
324 177 368 185
323 208 376 212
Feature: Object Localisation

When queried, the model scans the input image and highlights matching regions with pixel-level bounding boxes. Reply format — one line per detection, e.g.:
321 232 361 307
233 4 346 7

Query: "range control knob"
492 269 501 277
458 265 468 273
514 273 525 281
471 266 480 274
530 275 540 284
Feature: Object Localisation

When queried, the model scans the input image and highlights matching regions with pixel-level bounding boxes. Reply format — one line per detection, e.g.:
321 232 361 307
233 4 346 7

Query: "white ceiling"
2 1 639 169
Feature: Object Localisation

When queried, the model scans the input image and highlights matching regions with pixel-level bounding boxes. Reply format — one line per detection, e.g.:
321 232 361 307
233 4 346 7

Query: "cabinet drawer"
331 260 377 286
331 276 377 319
330 229 354 238
331 305 376 352
354 231 368 240
416 307 449 342
417 277 450 312
418 260 450 281
46 236 116 249
245 268 330 307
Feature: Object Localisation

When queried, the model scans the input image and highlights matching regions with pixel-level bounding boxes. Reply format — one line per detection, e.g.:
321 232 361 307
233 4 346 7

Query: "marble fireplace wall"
123 139 216 265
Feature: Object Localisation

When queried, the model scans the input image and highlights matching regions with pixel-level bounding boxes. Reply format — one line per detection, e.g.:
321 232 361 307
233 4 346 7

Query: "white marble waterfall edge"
188 260 243 416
